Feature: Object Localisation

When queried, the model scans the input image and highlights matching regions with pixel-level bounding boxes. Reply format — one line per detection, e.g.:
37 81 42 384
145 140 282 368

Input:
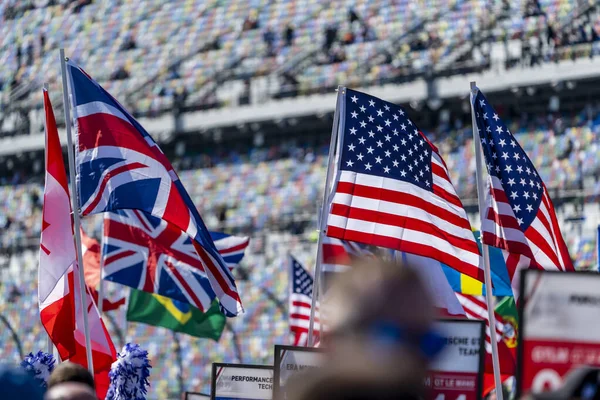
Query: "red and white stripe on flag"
472 89 573 299
39 88 116 398
326 89 483 282
289 255 320 346
455 293 516 379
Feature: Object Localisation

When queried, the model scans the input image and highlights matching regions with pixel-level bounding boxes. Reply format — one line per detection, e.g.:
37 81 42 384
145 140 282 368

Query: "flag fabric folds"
210 231 250 270
289 255 319 346
101 210 249 311
65 61 241 315
456 294 516 396
471 88 574 296
39 87 78 361
442 231 513 296
326 88 483 282
38 88 116 398
102 209 216 311
127 289 226 341
81 228 125 311
321 236 369 273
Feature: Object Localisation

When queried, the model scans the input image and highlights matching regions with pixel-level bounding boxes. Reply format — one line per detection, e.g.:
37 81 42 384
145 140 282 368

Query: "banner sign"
273 345 325 400
518 269 600 396
425 319 485 400
211 363 273 400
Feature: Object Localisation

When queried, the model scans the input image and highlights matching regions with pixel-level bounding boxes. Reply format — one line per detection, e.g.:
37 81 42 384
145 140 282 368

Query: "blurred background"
0 0 599 397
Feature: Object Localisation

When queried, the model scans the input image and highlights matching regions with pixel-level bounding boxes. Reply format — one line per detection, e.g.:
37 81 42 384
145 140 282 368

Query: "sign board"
185 393 210 400
425 319 485 400
211 363 273 400
273 345 325 400
518 269 600 396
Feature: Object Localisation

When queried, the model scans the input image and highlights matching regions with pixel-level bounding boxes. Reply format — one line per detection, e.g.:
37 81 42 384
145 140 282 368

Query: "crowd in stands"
2 102 600 261
1 0 599 137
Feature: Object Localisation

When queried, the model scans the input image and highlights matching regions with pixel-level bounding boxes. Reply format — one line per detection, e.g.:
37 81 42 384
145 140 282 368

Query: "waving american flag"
326 88 482 282
65 60 242 315
472 88 574 296
289 255 319 346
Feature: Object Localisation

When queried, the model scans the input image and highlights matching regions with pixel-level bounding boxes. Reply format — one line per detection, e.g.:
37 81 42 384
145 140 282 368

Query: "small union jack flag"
101 209 249 312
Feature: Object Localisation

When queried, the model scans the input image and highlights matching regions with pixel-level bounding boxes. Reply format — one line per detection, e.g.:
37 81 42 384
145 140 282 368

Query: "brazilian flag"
127 289 226 341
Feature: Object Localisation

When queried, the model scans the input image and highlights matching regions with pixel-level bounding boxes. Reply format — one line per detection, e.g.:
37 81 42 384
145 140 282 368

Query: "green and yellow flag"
127 289 226 341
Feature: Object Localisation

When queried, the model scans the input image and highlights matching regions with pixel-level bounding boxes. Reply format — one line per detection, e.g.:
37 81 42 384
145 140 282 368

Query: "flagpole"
97 233 105 317
43 82 57 359
59 48 95 375
470 81 503 400
308 85 344 346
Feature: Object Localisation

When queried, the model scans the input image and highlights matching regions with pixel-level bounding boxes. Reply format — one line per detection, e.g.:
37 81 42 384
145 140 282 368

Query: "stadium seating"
1 0 597 124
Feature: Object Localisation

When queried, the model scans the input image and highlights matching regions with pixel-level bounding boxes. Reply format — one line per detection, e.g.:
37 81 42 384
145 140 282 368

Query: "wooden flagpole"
59 49 94 374
470 81 504 400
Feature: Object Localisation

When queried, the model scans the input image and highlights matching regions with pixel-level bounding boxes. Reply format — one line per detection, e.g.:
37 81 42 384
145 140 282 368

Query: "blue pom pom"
106 343 152 400
20 351 56 388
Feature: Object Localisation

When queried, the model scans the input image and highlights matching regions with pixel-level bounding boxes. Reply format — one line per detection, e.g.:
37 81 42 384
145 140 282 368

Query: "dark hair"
47 362 95 390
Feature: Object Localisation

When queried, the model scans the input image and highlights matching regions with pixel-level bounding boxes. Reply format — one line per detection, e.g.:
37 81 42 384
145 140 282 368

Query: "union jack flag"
471 87 574 297
101 209 249 312
65 60 242 315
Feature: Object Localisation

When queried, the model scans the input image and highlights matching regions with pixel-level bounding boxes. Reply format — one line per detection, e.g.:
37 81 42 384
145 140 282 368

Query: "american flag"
66 60 242 315
289 255 319 346
326 88 483 281
472 88 574 297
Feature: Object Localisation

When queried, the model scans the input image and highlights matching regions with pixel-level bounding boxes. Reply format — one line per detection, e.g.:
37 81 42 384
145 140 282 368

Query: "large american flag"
102 209 249 312
472 88 574 297
289 255 319 346
66 60 242 315
326 88 483 281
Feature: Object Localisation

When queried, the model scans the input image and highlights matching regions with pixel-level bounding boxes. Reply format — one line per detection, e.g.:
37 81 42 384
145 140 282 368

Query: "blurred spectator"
45 383 96 400
110 65 130 81
289 258 437 400
324 24 338 52
0 364 43 400
47 362 95 391
120 31 137 51
263 28 275 57
243 10 259 31
349 8 360 24
284 23 295 47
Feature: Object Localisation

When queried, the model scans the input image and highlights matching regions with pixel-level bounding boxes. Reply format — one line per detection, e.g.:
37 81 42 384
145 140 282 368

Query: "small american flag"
472 88 574 297
326 88 483 281
289 255 319 346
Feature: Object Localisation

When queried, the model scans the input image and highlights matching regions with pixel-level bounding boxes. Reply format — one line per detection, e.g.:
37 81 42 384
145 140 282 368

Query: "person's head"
289 257 439 400
45 382 97 400
47 363 94 392
0 364 43 400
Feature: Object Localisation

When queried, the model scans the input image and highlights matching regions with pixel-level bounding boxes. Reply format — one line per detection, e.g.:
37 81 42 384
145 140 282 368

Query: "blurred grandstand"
1 0 600 398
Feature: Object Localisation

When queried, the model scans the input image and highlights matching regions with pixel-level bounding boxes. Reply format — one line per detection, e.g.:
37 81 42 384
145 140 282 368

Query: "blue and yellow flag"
442 231 513 296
